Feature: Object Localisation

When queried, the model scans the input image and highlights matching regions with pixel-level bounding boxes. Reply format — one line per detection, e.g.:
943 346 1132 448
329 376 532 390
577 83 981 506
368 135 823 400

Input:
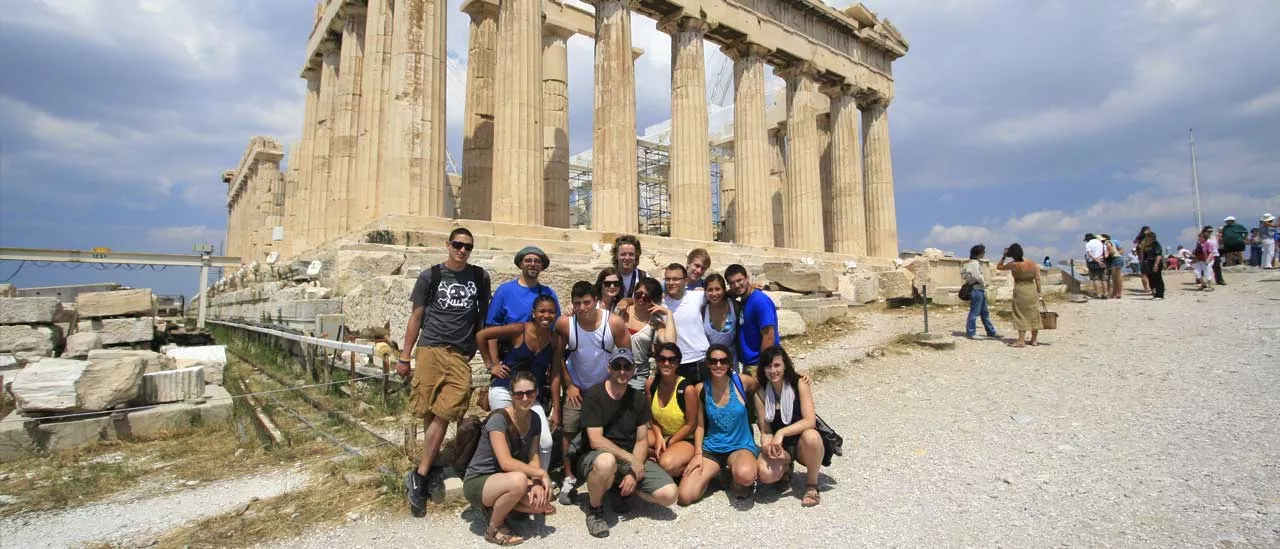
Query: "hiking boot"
585 505 609 538
558 476 578 506
405 469 427 517
424 466 446 504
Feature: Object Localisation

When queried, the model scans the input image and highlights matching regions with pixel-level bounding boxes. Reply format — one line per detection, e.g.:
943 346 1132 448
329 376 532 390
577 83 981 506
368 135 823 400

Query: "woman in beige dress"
996 243 1042 347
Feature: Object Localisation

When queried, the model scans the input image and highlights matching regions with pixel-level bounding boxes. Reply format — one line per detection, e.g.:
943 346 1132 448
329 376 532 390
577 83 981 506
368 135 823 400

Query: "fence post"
381 354 390 407
922 284 930 334
348 350 356 395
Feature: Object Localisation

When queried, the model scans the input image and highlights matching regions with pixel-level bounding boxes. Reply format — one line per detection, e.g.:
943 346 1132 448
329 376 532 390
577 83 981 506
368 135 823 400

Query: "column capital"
461 0 499 20
657 13 709 36
583 0 638 7
819 81 857 100
721 40 770 61
856 88 892 109
317 39 340 56
775 60 818 81
338 3 367 20
543 23 575 41
772 121 788 138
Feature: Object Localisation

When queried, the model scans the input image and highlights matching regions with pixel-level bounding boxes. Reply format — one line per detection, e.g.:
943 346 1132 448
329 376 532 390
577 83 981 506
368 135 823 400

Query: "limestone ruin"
223 0 909 264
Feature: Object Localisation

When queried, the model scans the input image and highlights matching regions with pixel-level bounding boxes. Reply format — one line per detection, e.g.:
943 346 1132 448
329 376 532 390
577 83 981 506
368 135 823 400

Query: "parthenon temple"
224 0 908 265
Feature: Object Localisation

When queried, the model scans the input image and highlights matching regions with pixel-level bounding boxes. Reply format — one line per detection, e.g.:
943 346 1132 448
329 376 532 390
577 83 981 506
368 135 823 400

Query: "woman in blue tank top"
476 294 559 469
677 343 760 505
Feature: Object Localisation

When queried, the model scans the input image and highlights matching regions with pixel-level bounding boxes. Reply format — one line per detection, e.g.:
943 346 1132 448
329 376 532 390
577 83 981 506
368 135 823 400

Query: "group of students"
396 228 832 544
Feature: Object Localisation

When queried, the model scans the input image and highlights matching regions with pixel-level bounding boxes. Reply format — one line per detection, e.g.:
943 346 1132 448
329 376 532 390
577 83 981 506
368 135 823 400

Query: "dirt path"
265 269 1280 547
0 469 309 548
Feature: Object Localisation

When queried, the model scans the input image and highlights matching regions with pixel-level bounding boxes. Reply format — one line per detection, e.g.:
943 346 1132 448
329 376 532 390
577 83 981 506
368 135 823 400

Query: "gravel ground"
0 469 310 548
266 269 1280 547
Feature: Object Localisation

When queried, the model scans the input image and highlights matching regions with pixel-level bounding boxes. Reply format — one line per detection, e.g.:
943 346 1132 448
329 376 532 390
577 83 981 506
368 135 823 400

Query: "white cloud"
146 225 224 252
924 224 998 246
1239 88 1280 115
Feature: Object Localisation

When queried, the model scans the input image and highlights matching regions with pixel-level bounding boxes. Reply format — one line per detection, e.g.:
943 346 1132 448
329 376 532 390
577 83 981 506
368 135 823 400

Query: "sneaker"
558 476 578 506
405 469 427 517
966 334 981 340
424 465 446 504
585 505 609 538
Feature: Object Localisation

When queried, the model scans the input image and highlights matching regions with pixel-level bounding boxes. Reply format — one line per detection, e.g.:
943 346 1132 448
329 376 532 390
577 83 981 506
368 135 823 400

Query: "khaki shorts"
561 399 582 434
410 345 471 422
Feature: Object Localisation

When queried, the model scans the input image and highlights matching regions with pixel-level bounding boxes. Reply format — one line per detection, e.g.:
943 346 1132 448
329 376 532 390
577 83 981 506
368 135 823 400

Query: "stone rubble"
164 345 228 386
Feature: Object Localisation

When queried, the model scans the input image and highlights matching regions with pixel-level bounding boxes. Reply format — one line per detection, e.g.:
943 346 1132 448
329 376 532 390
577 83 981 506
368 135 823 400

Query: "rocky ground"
260 269 1280 547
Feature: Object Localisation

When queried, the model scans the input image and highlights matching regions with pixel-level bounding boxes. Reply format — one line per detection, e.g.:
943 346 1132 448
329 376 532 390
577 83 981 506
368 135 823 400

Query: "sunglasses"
602 280 621 288
609 361 635 372
512 389 537 400
449 240 475 251
707 357 732 365
634 292 651 301
655 355 678 364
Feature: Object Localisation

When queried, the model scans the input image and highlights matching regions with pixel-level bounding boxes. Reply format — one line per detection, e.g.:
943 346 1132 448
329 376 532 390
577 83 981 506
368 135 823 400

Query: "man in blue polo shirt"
725 263 778 373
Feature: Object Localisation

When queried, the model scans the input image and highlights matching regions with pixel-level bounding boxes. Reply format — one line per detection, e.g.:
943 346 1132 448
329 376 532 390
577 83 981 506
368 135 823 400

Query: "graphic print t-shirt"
410 264 487 358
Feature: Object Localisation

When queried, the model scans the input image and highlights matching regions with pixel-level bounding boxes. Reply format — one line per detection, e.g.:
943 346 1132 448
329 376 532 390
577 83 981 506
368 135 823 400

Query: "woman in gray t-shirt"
462 372 554 545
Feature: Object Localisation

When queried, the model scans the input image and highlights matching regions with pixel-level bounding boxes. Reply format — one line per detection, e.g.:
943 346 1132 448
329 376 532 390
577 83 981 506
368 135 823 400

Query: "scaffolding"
568 140 732 241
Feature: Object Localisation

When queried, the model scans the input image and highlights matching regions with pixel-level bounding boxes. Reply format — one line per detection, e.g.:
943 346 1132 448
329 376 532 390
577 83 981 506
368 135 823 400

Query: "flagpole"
1189 128 1203 230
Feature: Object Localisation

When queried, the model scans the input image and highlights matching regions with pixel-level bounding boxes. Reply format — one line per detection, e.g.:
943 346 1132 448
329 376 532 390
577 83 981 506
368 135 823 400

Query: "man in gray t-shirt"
398 227 491 517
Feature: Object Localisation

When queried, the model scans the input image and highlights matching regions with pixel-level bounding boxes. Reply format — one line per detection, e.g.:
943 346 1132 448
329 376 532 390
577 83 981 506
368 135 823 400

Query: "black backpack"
648 377 694 415
451 408 540 474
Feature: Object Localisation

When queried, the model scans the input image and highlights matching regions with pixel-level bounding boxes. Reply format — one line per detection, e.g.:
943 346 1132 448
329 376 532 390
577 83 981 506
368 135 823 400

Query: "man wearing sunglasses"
578 348 677 537
399 227 491 517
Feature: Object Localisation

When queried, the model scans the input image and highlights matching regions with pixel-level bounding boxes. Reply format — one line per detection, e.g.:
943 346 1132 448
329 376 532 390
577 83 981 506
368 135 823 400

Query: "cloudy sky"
1 0 1278 296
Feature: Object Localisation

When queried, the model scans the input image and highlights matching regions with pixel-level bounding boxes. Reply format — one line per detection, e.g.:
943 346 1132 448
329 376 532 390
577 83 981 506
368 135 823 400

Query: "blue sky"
1 0 1278 297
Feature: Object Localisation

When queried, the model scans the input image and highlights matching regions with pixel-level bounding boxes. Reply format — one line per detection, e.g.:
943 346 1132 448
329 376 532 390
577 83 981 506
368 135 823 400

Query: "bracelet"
397 358 411 364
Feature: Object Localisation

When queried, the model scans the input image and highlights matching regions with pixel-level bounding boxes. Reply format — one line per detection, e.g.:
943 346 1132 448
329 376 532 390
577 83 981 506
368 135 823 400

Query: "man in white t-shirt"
1083 233 1108 298
661 263 709 382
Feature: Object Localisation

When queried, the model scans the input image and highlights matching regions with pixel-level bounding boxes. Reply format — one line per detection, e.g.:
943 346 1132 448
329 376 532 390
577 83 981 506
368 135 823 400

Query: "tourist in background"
663 263 711 382
476 294 559 471
462 371 554 546
644 342 700 479
726 263 779 375
595 267 625 313
1167 249 1183 272
1260 213 1277 269
612 235 647 297
1042 256 1052 268
997 243 1042 347
1211 227 1226 285
1141 231 1165 300
1126 247 1142 275
960 244 999 340
1248 228 1262 267
1222 216 1248 266
1101 234 1124 299
1192 229 1215 291
621 276 675 392
755 346 826 507
1133 226 1152 294
1083 233 1108 299
554 281 631 505
686 248 711 290
399 227 491 517
701 273 739 368
678 343 761 504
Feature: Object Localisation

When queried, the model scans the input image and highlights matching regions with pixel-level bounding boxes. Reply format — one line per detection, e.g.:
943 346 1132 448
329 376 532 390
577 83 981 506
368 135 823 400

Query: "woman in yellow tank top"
645 342 701 480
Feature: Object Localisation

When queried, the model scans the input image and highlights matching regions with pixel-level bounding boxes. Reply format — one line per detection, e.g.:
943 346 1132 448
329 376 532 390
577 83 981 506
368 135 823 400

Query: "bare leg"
481 472 530 531
417 414 447 475
1028 330 1039 346
658 441 696 478
1012 331 1026 347
586 453 617 508
796 429 823 488
677 456 720 506
757 450 792 485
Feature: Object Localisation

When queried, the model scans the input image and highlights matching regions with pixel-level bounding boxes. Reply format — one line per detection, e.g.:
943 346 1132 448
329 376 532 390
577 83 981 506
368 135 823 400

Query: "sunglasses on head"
449 240 475 251
655 354 678 363
707 356 732 365
609 361 635 372
512 389 537 399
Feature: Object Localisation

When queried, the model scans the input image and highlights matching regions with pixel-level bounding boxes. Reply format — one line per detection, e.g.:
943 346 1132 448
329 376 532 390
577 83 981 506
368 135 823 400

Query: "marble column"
587 0 638 233
334 8 367 239
663 15 712 241
724 41 772 247
719 157 736 241
542 26 572 228
823 85 867 256
818 114 833 252
384 0 447 218
354 0 391 228
282 143 300 257
491 0 543 225
860 94 899 258
294 72 319 256
768 124 786 248
779 62 823 252
308 42 339 248
461 0 497 221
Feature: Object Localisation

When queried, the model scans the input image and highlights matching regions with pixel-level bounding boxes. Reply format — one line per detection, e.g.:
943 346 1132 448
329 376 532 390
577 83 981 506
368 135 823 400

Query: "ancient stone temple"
223 0 908 265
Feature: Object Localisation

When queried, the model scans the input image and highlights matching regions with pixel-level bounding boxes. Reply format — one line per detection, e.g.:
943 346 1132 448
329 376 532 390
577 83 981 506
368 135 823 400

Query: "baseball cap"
608 348 635 368
1224 215 1236 222
1083 233 1096 241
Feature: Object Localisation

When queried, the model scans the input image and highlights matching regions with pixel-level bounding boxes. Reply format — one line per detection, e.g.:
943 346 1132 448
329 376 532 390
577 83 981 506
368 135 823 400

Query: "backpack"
423 264 491 336
565 310 616 353
649 377 694 415
958 282 973 301
450 407 538 474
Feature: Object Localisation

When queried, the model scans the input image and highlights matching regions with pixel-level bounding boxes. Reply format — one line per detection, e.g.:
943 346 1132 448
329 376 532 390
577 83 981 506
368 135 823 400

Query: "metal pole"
922 284 929 334
1189 128 1203 231
197 252 210 329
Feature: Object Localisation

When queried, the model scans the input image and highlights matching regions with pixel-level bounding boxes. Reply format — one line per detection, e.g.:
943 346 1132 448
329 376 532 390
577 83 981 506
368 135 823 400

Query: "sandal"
801 484 821 507
485 525 525 546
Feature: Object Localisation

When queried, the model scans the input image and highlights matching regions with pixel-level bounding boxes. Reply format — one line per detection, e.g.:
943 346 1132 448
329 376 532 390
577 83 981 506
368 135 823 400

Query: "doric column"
282 143 300 257
293 72 319 255
723 41 772 247
354 0 391 229
308 42 339 248
262 157 285 258
719 156 736 241
587 0 638 233
823 85 867 256
333 7 366 239
860 93 899 258
778 62 823 252
223 171 237 259
818 113 833 252
461 0 497 221
662 15 712 241
491 0 543 225
542 26 572 228
384 0 447 218
768 124 786 248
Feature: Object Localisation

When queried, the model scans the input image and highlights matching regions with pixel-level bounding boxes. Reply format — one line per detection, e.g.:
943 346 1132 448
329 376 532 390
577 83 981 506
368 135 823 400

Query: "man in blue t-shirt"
725 263 778 372
485 246 560 359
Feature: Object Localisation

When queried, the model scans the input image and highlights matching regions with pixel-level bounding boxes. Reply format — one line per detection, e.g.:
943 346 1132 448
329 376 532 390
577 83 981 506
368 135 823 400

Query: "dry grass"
784 316 860 356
